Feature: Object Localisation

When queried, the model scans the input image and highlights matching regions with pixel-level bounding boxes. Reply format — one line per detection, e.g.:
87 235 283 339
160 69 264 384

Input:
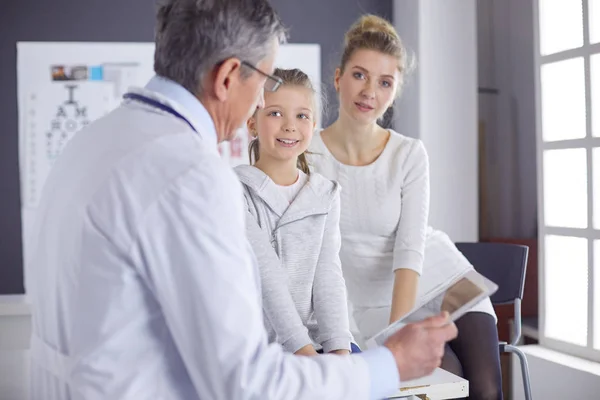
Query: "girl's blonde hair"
248 67 320 175
340 14 414 95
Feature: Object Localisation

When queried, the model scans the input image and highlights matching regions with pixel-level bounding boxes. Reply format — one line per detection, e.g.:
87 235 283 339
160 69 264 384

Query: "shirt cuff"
281 329 313 354
320 337 352 353
356 346 401 400
392 249 424 275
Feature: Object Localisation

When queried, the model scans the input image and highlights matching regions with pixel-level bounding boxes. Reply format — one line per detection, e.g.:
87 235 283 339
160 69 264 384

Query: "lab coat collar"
126 75 218 149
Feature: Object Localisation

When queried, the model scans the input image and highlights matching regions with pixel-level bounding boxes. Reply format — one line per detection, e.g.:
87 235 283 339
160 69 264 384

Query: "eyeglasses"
241 61 283 92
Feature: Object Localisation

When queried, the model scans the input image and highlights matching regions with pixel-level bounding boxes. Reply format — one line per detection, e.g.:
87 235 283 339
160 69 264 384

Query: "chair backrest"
455 242 529 305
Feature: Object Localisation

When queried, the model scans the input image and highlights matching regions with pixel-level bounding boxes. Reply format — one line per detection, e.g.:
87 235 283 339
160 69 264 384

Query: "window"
536 0 600 362
539 0 583 55
593 54 600 137
590 0 600 44
595 240 600 350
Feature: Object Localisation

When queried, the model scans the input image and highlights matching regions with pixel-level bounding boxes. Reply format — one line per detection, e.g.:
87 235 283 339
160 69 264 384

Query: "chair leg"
504 344 533 400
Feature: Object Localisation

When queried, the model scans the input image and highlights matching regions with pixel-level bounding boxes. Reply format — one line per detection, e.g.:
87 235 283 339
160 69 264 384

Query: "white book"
389 367 468 399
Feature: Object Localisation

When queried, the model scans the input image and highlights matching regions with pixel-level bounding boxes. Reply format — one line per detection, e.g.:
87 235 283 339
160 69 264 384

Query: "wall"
393 0 479 242
0 297 31 399
477 0 537 240
511 345 600 399
392 0 538 241
0 0 393 294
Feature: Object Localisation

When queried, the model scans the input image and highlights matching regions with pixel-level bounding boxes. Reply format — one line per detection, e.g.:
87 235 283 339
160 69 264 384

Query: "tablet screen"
440 276 486 315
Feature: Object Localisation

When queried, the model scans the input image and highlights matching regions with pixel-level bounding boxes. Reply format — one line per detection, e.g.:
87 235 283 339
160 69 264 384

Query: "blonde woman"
309 15 503 400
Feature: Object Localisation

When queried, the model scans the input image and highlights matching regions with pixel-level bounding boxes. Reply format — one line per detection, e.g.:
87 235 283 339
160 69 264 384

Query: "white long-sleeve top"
26 76 400 400
309 131 496 341
308 130 430 312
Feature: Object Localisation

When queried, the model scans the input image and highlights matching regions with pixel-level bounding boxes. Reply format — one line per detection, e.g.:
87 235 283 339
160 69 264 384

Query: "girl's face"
335 49 400 125
248 85 316 164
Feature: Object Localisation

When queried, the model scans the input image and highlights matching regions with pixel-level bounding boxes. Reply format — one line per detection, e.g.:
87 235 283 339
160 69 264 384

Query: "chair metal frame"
455 242 533 400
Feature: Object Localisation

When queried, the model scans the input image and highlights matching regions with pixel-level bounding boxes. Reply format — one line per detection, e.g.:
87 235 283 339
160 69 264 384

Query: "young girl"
308 15 503 399
235 68 353 356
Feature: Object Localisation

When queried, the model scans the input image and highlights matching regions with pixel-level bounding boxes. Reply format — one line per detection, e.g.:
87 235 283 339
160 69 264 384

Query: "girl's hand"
294 344 319 356
329 349 351 356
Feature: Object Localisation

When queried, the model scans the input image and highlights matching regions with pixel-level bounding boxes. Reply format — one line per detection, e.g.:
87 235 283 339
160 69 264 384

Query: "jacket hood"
234 164 339 219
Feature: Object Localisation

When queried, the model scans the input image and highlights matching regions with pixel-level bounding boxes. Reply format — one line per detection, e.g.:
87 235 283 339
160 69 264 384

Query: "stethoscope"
122 92 197 133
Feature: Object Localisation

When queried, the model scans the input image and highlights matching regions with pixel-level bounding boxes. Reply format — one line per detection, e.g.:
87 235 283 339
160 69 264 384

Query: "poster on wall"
18 42 321 200
17 42 321 292
17 42 156 291
17 42 156 211
21 82 115 208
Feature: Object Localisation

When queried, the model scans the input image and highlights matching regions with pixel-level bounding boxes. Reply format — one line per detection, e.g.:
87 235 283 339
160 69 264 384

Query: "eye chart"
17 42 155 291
17 42 321 293
18 42 322 185
21 82 115 208
17 43 155 209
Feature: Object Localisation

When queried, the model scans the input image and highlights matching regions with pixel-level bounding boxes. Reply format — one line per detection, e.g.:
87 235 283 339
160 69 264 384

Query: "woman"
309 14 503 400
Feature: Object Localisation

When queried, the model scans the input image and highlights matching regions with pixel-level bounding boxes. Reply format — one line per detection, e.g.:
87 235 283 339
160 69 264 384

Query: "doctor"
27 0 457 399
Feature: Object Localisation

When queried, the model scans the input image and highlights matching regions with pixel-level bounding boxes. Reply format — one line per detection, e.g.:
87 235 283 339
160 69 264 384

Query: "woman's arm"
243 193 315 354
390 140 430 324
390 269 420 323
312 188 354 354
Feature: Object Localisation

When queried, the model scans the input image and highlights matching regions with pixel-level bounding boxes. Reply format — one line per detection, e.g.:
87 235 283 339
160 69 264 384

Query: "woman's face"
335 49 400 125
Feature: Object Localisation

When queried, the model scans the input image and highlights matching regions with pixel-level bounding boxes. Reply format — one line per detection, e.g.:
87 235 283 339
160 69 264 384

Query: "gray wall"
511 346 600 399
477 0 538 240
392 0 538 243
393 0 479 242
0 1 392 294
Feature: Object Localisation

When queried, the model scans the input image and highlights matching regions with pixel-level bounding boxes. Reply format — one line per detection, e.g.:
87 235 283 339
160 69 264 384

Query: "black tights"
441 312 503 400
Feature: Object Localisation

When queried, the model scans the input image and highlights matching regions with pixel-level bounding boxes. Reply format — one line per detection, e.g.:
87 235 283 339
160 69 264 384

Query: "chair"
455 242 533 400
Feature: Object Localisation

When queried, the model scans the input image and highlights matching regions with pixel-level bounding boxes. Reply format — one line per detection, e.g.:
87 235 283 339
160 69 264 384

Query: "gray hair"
154 0 287 95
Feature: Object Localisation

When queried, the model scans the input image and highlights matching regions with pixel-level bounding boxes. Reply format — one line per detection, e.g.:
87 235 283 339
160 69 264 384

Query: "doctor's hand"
384 312 458 381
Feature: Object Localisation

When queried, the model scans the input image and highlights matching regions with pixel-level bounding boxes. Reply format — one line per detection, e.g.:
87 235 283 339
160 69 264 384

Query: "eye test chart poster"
16 42 320 292
17 42 155 292
17 42 156 211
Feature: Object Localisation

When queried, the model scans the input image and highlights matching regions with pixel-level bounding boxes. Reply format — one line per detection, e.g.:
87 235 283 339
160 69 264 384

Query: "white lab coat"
26 87 377 400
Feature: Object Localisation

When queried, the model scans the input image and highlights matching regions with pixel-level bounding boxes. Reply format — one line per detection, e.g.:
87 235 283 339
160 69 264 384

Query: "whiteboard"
16 41 321 293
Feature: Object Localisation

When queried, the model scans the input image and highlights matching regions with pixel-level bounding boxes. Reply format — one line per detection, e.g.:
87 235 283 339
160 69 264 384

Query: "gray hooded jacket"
235 165 352 353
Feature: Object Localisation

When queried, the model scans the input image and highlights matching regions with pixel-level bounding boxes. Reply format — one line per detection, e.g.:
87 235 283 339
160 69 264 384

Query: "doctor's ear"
212 58 242 102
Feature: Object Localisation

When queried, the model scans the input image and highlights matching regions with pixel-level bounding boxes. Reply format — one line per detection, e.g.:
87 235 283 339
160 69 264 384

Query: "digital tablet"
366 269 499 348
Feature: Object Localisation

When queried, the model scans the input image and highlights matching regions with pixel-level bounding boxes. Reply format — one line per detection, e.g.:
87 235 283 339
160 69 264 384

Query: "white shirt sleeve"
392 139 430 274
131 159 387 400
